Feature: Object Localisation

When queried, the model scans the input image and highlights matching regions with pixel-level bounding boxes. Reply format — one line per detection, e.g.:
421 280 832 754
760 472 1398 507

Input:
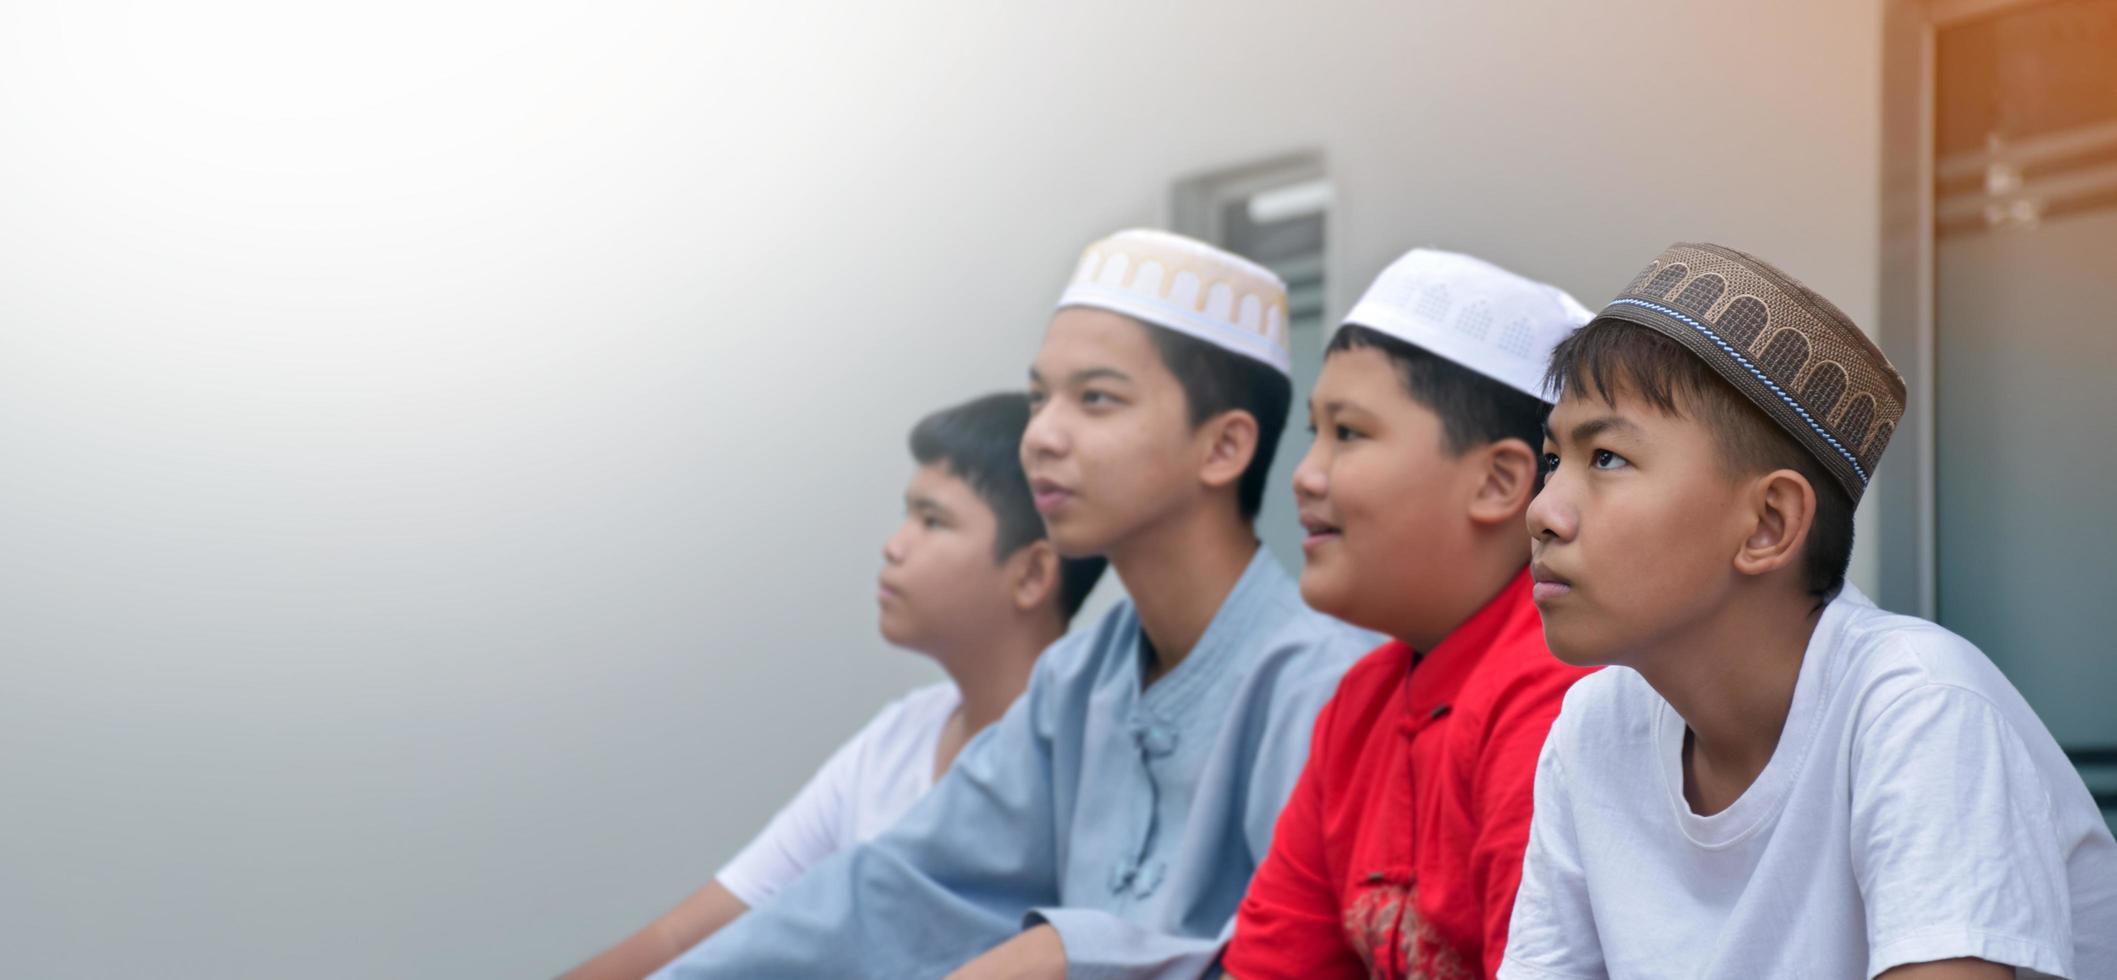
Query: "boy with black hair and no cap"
562 393 1105 980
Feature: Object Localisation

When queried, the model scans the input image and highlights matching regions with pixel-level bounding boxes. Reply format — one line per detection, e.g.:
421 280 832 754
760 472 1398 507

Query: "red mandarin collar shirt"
1226 570 1593 979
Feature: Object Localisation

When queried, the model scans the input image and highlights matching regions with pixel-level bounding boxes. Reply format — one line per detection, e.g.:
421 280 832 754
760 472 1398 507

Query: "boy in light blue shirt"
655 230 1375 979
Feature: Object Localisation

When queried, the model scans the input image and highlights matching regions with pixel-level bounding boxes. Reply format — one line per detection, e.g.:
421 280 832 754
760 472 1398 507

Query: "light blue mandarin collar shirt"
653 548 1377 979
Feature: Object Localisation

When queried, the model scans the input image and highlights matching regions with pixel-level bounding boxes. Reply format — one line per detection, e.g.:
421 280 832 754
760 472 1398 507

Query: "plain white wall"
0 2 1883 976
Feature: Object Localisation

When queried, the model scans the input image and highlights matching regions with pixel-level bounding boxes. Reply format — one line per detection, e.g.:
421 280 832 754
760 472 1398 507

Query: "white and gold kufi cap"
1056 229 1291 377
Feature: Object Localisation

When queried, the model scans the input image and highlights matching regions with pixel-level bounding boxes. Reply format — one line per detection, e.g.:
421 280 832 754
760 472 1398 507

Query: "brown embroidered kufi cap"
1589 242 1906 503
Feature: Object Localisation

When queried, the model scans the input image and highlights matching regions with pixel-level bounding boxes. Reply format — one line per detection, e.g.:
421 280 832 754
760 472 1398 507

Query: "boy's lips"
1298 512 1341 551
1029 477 1074 514
1529 560 1574 604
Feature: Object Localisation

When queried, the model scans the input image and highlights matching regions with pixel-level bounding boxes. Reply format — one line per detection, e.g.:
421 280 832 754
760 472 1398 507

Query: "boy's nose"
1525 481 1574 542
1020 408 1067 461
882 523 912 563
1291 443 1328 503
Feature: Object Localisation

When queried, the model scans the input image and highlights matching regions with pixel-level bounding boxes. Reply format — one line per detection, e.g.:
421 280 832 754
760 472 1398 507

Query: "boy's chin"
876 614 920 649
1540 623 1620 668
1043 520 1116 561
1297 571 1360 624
1546 643 1606 668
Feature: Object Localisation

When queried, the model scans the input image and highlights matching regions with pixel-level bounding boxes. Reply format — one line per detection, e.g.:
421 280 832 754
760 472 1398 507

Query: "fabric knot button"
1133 723 1179 757
1134 861 1167 897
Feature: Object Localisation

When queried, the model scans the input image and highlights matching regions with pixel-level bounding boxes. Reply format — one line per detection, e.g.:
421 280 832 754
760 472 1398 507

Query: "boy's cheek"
1296 558 1348 616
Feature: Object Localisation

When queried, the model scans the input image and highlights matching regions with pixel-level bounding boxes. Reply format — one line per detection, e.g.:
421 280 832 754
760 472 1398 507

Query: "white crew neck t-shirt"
1502 584 2117 979
716 682 960 907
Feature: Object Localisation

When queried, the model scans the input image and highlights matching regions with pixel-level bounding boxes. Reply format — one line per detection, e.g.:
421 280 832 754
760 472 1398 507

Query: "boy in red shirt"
1226 250 1594 979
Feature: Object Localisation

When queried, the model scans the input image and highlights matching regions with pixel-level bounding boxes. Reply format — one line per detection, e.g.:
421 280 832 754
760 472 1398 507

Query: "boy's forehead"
906 462 976 503
1313 344 1418 409
1549 387 1732 461
1033 308 1162 378
1549 385 1661 436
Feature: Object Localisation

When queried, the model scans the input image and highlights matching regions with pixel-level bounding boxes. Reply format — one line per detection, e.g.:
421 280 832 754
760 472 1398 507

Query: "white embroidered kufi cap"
1341 248 1591 402
1056 229 1292 377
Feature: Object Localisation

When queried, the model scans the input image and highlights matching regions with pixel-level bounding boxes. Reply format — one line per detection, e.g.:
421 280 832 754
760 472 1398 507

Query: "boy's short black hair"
1328 324 1552 456
1145 328 1294 521
1544 318 1854 600
909 392 1107 622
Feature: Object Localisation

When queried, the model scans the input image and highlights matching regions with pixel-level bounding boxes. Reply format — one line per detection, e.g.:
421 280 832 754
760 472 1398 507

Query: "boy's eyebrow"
1027 365 1132 386
1560 415 1643 445
1068 367 1131 386
904 493 947 514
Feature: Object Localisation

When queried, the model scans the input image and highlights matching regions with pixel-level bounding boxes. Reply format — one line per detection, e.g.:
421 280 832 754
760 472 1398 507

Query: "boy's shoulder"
1247 598 1384 709
1827 589 1989 684
884 681 962 724
1310 638 1413 731
1222 550 1384 660
1187 563 1380 712
1277 599 1387 663
1817 586 2030 732
1029 598 1140 686
1553 662 1661 721
1338 638 1412 692
844 682 959 757
1540 664 1664 769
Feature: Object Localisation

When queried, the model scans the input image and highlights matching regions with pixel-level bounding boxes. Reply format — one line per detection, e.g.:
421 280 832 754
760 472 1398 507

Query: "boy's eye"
1543 452 1561 471
1590 449 1629 470
1334 424 1360 442
1026 390 1047 409
1080 389 1117 407
922 515 943 530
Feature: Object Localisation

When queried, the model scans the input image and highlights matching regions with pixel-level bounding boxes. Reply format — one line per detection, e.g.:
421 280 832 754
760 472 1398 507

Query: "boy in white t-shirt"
561 392 1106 980
1504 243 2117 979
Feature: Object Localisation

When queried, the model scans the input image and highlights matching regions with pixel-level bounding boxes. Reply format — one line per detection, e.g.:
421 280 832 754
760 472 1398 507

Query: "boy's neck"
1106 499 1259 686
1394 529 1530 652
1633 583 1826 813
933 614 1061 733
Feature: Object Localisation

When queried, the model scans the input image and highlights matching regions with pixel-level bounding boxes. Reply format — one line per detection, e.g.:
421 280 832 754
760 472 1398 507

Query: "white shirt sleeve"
1851 683 2076 979
713 710 877 908
1500 728 1608 980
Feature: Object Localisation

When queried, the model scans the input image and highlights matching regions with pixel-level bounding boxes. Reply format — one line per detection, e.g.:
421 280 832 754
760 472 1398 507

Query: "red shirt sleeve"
1466 663 1587 979
1223 689 1366 980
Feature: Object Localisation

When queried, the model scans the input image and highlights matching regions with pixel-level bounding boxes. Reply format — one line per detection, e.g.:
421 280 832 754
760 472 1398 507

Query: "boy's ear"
1009 540 1061 614
1733 469 1817 579
1197 409 1260 493
1466 437 1540 526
